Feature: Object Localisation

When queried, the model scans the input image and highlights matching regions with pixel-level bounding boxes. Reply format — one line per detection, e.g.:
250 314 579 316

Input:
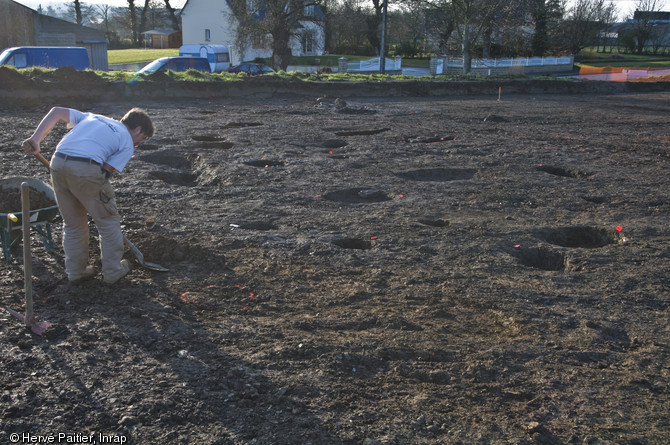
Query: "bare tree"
630 0 665 54
423 6 456 54
163 0 180 31
90 3 121 45
74 0 82 25
393 3 428 57
139 0 151 40
365 0 386 54
478 1 528 58
560 0 617 55
596 0 617 53
530 0 565 55
63 0 96 25
128 0 139 45
449 0 508 73
405 0 509 73
328 0 370 53
95 3 113 34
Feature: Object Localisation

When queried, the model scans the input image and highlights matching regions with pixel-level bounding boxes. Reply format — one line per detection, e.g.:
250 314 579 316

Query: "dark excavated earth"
1 87 669 445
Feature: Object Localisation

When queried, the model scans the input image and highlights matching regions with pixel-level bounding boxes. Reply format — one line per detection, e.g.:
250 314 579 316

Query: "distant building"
0 0 108 70
142 29 182 49
181 0 326 66
633 10 670 21
612 10 670 48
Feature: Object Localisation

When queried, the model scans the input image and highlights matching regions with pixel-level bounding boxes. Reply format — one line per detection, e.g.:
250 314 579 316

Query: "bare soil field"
1 78 669 444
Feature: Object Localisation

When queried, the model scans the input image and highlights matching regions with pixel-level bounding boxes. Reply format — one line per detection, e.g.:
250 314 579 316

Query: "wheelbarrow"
0 177 59 261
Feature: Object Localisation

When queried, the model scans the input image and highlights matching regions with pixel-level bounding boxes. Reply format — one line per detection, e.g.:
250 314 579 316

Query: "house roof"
142 29 181 36
3 0 33 13
35 11 107 42
633 10 670 21
182 0 325 22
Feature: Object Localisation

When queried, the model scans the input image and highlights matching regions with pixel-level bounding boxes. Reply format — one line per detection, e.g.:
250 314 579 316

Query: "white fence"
338 56 402 73
434 55 574 75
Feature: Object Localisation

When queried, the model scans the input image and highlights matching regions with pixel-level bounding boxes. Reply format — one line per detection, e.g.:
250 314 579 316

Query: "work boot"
68 265 97 284
103 259 131 285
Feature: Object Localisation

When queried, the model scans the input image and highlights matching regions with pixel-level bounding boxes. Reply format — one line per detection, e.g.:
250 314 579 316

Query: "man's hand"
21 138 39 155
22 107 70 157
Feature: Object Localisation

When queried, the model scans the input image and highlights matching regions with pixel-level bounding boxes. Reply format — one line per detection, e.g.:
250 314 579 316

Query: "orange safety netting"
579 65 670 81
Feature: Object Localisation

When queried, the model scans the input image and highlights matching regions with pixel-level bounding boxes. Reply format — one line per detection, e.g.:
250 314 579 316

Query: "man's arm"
21 106 71 155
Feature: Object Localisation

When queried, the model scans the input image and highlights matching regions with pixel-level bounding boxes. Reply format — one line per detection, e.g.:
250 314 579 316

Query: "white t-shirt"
56 109 134 172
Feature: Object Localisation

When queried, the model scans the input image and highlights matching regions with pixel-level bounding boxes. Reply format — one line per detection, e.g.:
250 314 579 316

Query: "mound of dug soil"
0 66 34 90
0 187 57 213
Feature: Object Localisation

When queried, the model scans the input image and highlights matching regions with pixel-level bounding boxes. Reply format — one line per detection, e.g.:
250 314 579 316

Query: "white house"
180 0 326 66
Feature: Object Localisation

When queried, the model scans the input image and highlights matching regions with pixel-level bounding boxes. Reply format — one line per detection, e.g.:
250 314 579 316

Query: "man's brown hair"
121 108 155 138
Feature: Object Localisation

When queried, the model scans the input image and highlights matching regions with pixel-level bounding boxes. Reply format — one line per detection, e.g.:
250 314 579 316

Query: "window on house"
205 29 211 41
251 33 264 49
302 33 314 54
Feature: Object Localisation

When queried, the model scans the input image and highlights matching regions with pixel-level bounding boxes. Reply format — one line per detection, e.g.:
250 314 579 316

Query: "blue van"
0 47 90 70
179 45 230 72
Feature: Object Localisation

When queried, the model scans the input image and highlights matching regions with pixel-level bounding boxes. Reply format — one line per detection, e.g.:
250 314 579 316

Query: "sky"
11 0 667 21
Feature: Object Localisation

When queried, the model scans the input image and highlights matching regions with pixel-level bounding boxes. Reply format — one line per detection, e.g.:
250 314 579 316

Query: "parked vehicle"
0 47 90 70
228 63 275 75
178 44 230 72
138 57 212 74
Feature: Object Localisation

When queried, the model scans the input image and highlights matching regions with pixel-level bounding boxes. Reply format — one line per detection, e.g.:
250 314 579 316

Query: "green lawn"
108 48 178 65
107 49 431 68
578 49 670 68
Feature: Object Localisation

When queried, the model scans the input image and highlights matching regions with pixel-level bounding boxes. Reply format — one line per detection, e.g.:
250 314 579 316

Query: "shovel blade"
30 320 52 335
142 261 169 272
123 235 168 272
4 307 51 336
5 306 25 322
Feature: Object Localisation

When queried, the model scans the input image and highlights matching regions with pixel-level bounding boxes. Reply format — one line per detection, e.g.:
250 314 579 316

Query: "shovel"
123 234 169 272
32 152 168 272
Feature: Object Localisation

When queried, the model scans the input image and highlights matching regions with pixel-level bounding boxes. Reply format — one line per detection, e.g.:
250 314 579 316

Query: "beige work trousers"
50 155 125 281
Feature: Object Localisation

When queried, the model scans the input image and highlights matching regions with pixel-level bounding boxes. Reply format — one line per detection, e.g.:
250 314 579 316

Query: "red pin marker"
616 226 623 232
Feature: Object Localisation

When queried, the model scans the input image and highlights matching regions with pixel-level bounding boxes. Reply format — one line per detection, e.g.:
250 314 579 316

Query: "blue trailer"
0 47 90 70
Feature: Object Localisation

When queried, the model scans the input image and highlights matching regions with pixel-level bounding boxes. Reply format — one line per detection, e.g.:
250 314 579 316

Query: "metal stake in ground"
22 182 34 325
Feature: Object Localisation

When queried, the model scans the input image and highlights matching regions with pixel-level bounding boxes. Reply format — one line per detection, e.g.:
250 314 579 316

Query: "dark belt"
55 152 101 166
